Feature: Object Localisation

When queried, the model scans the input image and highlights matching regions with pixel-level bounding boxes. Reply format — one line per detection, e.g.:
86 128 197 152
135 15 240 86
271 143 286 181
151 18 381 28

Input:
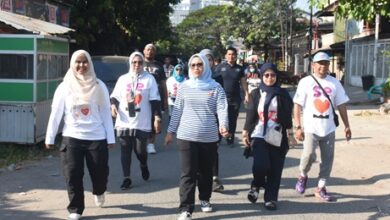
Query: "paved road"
0 106 389 220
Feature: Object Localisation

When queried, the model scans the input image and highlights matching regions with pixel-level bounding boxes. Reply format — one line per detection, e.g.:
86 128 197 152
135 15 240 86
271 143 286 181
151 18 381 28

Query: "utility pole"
308 4 313 74
290 0 293 71
373 14 380 79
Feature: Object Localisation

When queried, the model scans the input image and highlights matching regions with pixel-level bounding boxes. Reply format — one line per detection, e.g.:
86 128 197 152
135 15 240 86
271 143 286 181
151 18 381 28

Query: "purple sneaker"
295 176 308 194
315 187 333 202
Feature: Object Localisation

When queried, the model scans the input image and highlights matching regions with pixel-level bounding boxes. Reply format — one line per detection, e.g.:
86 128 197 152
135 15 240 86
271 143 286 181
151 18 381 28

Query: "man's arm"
240 77 249 104
161 79 168 109
293 103 304 141
337 104 352 141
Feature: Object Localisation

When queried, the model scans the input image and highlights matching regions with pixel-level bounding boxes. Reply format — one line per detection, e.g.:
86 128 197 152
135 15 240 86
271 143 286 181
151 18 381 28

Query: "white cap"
312 52 330 62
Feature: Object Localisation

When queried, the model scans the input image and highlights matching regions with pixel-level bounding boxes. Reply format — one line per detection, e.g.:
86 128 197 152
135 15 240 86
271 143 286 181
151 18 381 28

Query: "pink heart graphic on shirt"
314 99 330 113
81 108 89 116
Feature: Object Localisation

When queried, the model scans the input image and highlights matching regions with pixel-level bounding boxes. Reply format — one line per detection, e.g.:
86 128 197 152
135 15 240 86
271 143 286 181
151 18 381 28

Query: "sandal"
264 201 277 210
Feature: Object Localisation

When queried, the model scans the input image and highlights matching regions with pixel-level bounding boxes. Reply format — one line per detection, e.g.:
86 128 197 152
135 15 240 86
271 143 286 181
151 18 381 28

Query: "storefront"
0 10 73 143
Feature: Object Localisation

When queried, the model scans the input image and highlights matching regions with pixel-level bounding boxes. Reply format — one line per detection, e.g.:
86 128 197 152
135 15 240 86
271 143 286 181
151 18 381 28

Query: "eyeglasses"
176 68 182 71
132 61 143 64
264 73 276 78
190 63 203 68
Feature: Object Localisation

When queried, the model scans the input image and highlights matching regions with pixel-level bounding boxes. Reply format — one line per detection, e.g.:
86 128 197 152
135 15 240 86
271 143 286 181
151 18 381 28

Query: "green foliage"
0 143 52 168
175 5 230 58
69 0 179 55
224 0 305 57
310 0 390 21
382 49 390 97
383 79 390 97
174 1 307 59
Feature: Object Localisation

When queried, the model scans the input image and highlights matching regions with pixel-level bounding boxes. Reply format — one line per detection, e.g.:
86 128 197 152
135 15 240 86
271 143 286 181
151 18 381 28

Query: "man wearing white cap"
293 51 352 202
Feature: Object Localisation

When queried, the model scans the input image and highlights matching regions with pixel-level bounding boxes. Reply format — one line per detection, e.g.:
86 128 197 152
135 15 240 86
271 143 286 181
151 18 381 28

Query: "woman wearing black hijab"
242 63 293 210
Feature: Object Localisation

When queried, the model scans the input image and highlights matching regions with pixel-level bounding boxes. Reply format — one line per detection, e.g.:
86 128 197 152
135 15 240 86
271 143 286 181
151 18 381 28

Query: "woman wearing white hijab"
110 51 161 190
45 50 115 220
165 53 229 220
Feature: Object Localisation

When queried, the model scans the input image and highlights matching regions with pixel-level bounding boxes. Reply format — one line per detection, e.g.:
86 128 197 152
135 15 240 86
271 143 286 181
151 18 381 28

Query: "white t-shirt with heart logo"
293 74 349 136
45 79 115 145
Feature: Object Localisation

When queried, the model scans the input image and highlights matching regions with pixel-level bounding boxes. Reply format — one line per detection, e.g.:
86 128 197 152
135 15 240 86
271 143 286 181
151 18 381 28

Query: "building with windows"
170 0 232 26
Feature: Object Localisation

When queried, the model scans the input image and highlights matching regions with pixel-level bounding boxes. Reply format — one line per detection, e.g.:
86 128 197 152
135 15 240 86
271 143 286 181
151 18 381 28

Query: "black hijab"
259 63 289 135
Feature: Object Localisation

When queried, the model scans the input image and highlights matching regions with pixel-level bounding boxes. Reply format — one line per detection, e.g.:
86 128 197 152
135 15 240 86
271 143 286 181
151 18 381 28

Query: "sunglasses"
264 73 276 78
190 63 203 68
132 61 143 64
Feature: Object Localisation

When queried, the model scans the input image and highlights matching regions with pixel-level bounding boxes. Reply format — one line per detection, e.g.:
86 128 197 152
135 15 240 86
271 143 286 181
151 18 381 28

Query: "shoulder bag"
264 123 283 147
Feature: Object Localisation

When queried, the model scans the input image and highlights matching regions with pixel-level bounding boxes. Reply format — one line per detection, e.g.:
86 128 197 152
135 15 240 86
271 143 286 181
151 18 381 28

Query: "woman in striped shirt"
165 53 229 220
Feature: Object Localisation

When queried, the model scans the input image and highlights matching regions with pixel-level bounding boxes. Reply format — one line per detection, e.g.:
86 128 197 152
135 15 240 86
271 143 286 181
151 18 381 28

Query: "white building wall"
170 0 232 26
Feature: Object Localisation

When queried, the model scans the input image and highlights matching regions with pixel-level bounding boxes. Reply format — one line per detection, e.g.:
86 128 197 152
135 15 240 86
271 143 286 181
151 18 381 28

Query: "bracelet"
294 125 301 130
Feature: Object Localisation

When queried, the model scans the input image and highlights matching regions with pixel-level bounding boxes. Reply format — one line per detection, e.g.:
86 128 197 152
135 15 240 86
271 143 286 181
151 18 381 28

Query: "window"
0 54 33 79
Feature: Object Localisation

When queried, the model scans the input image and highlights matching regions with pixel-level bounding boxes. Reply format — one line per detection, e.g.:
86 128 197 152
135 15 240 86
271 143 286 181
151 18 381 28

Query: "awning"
0 10 74 35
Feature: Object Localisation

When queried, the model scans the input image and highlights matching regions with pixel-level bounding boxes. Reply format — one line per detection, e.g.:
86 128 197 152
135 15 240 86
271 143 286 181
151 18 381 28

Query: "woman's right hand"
111 104 118 118
242 130 251 147
45 144 53 150
165 132 174 146
295 128 304 141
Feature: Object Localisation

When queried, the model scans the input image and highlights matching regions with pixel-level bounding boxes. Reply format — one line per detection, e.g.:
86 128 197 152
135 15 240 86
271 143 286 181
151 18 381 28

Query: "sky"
295 0 317 13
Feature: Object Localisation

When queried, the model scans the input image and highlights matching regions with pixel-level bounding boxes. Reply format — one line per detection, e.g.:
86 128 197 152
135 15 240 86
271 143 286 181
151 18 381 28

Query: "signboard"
0 0 12 12
46 3 57 24
13 0 25 14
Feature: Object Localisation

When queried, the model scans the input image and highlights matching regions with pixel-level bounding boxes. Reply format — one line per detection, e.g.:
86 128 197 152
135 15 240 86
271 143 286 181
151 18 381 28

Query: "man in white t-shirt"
293 51 352 202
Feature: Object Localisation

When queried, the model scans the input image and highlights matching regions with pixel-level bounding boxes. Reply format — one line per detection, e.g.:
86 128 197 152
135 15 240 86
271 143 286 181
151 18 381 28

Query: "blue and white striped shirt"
167 83 229 143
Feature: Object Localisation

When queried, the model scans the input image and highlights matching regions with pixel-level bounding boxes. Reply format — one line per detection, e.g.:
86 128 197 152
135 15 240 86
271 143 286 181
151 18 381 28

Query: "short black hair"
226 46 237 55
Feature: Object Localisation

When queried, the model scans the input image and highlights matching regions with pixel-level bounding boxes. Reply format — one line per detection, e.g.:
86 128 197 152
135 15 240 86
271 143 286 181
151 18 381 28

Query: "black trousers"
251 138 285 202
227 104 240 138
177 139 217 213
60 137 109 215
212 144 219 177
119 135 148 177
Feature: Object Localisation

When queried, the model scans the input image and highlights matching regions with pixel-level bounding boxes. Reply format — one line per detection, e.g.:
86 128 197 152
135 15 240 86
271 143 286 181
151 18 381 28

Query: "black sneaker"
247 188 259 203
264 201 277 210
120 178 132 190
200 200 213 212
212 178 224 192
226 136 234 145
141 165 150 181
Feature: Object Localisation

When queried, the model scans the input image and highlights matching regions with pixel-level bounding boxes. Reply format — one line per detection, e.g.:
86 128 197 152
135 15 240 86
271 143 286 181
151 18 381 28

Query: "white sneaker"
147 143 157 154
68 213 81 220
200 200 213 212
94 194 105 207
177 211 192 220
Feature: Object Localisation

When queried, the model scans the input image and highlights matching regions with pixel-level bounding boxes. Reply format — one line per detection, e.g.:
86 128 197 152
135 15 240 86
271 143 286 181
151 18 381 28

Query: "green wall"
36 80 61 101
37 39 68 54
0 82 33 102
0 38 34 51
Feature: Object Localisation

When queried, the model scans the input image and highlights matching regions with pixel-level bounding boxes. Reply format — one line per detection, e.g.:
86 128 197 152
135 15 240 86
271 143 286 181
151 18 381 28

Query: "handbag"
264 124 283 147
310 75 339 127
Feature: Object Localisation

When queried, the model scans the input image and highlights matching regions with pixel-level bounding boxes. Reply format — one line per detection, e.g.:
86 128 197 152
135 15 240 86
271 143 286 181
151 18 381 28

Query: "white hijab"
128 51 146 77
63 50 104 106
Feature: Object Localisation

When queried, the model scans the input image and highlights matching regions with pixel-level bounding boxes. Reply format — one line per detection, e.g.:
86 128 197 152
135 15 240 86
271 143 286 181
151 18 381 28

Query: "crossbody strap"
310 74 337 114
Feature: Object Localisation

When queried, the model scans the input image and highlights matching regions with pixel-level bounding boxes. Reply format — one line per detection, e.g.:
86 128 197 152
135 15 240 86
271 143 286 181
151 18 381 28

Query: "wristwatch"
294 125 302 130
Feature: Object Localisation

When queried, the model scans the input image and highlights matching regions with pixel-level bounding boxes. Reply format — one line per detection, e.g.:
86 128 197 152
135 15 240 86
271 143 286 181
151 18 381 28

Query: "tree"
310 0 390 21
225 0 304 63
113 0 179 50
175 5 230 58
69 0 179 55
